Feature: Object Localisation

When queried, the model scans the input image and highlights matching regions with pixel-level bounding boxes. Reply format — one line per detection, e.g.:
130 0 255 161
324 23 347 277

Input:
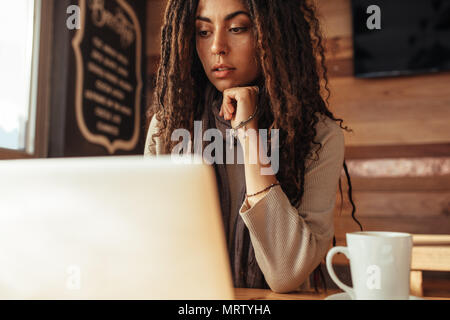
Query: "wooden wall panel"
350 175 450 192
328 73 450 146
336 191 450 218
345 143 450 159
333 216 450 246
146 0 167 57
315 0 352 39
314 0 450 148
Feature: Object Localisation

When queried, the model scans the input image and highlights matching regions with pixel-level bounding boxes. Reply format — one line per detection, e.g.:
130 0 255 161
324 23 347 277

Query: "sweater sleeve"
238 118 345 293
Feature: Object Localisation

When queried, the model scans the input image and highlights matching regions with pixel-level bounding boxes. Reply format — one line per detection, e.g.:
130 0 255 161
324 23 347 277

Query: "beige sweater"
144 114 344 293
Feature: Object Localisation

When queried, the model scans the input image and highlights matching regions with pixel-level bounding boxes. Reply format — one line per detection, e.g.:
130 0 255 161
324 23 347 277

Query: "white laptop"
0 155 234 299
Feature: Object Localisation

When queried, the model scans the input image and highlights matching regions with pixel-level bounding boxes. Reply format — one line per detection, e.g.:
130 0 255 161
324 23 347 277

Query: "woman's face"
195 0 261 92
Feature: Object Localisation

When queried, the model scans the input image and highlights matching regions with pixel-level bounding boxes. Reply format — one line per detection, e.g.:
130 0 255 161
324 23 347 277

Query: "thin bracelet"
230 107 258 138
246 183 280 198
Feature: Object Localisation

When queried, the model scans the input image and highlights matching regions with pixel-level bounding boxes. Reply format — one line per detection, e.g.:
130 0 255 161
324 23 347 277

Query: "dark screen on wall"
352 0 450 78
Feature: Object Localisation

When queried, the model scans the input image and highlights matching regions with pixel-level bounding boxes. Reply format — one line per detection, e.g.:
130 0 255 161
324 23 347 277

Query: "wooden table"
234 288 450 300
235 288 340 300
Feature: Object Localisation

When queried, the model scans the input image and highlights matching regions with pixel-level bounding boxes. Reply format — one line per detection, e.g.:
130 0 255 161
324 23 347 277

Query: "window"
0 0 52 159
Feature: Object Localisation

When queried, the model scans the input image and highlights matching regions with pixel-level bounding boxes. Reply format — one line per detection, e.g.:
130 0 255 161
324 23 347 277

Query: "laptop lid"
0 155 233 299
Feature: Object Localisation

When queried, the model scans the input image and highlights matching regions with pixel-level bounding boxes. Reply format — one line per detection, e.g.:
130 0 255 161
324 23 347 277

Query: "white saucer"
324 292 424 300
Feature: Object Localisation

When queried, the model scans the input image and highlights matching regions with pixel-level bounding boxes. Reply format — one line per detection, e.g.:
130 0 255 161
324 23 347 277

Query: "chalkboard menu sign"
49 0 146 157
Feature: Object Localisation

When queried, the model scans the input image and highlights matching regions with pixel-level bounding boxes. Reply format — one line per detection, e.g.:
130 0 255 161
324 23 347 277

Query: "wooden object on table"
234 288 340 300
410 234 450 297
234 288 450 300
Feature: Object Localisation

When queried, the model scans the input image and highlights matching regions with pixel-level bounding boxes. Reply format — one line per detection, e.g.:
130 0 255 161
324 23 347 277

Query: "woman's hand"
219 86 259 130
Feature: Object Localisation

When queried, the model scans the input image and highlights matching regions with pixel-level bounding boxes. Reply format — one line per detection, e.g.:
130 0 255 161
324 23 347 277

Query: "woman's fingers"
220 106 232 120
219 86 258 121
224 96 236 119
219 106 229 119
220 93 235 120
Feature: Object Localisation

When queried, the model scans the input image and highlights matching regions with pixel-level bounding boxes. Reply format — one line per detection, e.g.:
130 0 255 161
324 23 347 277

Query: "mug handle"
326 246 355 300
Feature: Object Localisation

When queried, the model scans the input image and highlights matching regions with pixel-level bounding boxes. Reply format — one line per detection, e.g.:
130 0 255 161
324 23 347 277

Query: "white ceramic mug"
326 231 413 300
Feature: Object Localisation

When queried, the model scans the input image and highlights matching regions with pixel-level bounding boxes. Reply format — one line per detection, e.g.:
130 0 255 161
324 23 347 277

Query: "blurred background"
0 0 449 295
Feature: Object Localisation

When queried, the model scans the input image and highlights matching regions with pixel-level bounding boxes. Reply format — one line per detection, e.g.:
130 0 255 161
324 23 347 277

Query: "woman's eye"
230 27 247 33
197 30 210 37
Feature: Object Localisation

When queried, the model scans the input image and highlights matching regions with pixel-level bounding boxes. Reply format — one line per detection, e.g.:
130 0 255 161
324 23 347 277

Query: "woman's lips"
212 68 235 79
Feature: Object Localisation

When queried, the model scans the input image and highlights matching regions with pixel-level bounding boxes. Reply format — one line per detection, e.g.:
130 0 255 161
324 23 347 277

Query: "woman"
144 0 361 293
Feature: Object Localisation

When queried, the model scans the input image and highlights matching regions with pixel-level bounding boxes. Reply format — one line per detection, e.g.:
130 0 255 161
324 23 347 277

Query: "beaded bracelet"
246 182 280 198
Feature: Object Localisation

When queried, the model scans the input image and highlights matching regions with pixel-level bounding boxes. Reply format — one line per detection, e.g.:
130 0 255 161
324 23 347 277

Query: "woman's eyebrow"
196 11 251 23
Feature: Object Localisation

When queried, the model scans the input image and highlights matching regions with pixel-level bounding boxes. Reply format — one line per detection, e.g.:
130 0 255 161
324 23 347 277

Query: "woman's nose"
211 29 229 56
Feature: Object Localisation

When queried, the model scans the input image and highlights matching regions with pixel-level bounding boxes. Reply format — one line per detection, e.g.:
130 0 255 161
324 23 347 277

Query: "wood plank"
330 72 450 122
341 119 450 146
410 271 424 297
146 0 167 56
335 191 450 217
422 276 450 298
234 288 340 300
323 36 353 60
0 148 34 160
348 176 450 192
344 158 450 179
146 55 160 77
333 216 450 245
328 72 450 146
345 144 450 159
413 235 450 246
411 246 450 272
326 58 354 78
315 0 352 39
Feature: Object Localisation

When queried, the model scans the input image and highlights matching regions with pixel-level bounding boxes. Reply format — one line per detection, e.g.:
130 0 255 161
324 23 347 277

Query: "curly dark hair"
147 0 362 292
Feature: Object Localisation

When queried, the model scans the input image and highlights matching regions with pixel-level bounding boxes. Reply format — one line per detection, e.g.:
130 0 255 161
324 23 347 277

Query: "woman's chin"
211 80 247 93
211 81 234 93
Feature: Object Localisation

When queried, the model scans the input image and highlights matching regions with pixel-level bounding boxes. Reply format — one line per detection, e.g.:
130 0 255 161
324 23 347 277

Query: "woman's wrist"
236 118 258 145
238 120 275 169
244 181 278 209
245 190 268 209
